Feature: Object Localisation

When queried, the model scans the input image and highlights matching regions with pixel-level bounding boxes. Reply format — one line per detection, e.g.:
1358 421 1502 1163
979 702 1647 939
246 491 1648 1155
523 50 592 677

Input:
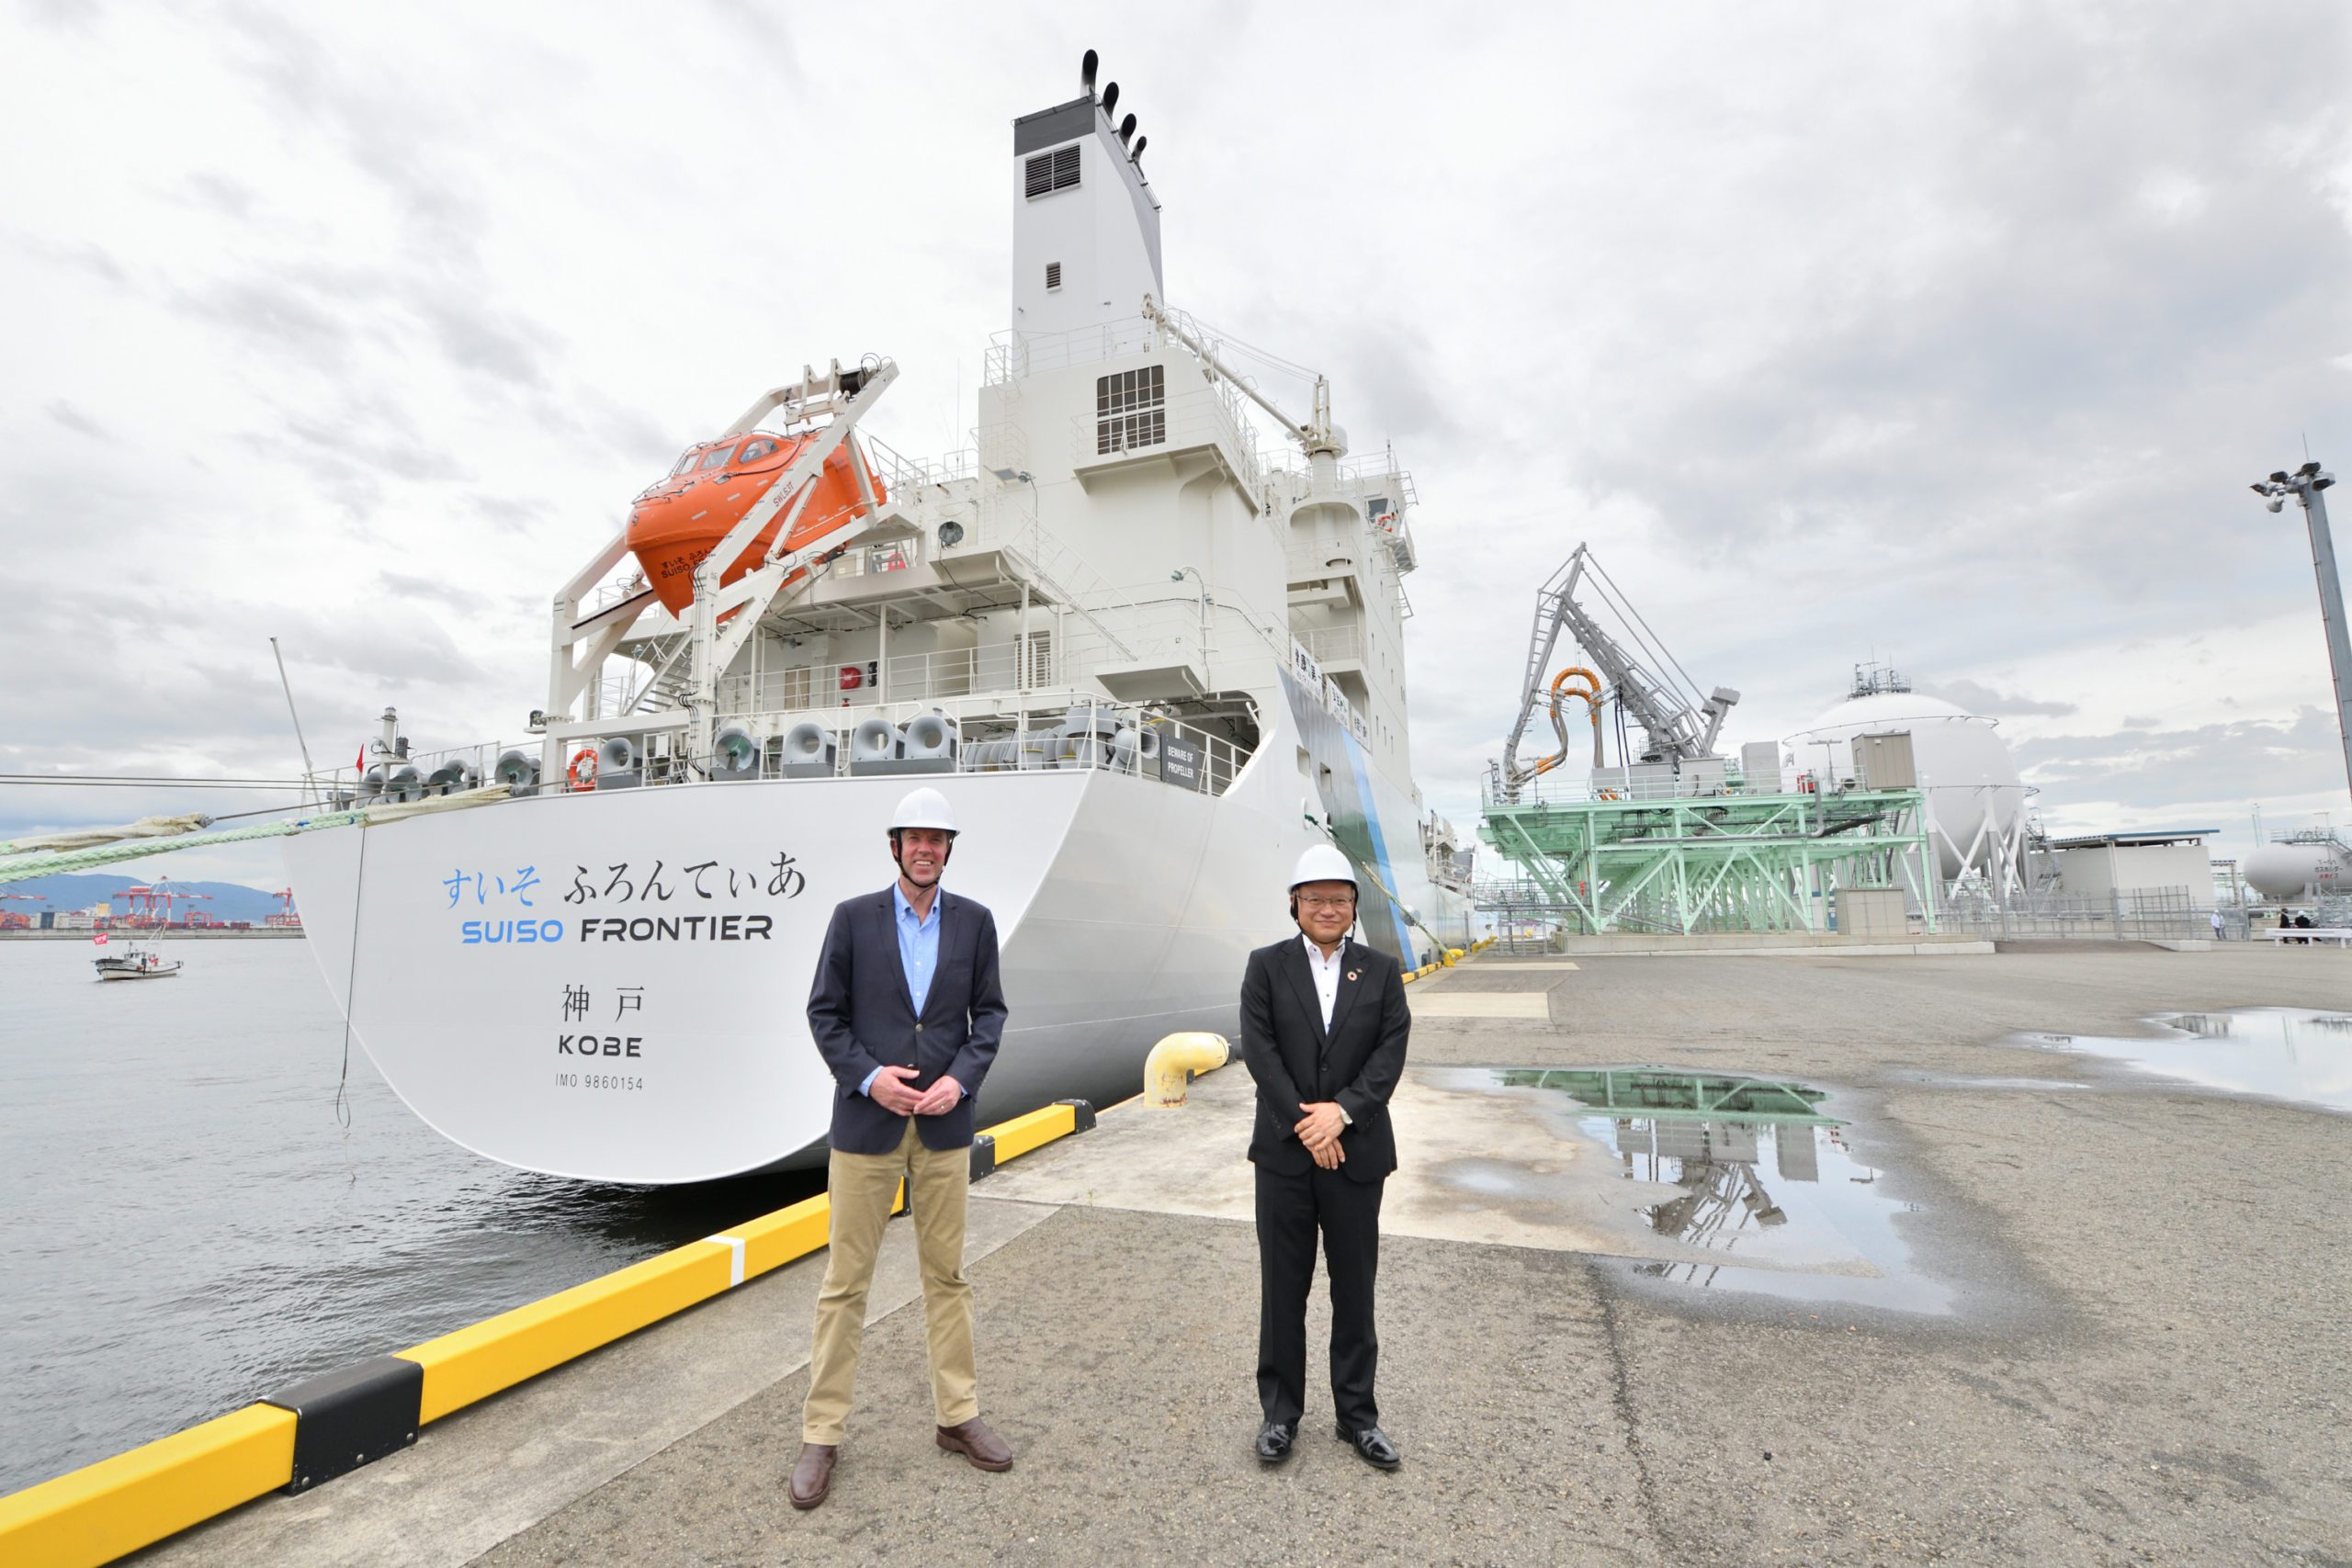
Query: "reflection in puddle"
1486 1068 1952 1314
2022 1009 2352 1112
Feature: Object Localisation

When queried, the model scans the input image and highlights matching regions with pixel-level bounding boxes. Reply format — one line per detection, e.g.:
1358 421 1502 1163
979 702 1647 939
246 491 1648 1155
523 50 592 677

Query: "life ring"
568 748 599 791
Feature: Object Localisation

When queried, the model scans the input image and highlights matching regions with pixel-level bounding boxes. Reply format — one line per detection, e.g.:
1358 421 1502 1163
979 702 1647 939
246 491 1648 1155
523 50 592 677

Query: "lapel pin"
1345 969 1360 982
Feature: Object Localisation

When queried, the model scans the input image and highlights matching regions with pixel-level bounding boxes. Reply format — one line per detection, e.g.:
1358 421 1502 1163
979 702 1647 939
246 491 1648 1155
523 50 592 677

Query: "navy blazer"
1238 935 1409 1184
806 886 1008 1154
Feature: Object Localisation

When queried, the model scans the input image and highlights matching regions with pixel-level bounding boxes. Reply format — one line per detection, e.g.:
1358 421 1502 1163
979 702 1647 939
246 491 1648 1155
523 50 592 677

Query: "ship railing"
301 736 534 808
1288 547 1406 619
985 316 1159 382
582 573 652 618
944 501 1194 671
862 434 981 496
1220 587 1294 664
1293 623 1364 665
1067 384 1272 499
722 641 1038 712
301 697 1253 805
1264 448 1418 502
708 589 1279 724
693 695 1253 796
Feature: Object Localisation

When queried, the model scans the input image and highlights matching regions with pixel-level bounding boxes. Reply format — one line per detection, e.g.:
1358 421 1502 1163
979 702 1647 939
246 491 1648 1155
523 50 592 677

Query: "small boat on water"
92 933 180 981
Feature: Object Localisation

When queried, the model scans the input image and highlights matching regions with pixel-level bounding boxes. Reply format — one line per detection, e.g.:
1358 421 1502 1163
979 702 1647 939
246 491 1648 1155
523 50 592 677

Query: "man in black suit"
789 786 1012 1511
1238 842 1411 1470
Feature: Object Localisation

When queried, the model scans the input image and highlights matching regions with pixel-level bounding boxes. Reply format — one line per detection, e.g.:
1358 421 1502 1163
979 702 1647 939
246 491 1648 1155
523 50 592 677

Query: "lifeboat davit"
626 432 887 616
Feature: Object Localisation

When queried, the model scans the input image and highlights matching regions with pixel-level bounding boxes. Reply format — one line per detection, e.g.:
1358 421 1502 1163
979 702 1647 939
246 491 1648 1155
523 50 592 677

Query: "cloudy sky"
3 0 2348 892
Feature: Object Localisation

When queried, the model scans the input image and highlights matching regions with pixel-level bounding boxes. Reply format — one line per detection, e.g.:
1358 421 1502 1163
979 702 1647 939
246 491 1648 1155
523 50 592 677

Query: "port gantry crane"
1498 543 1741 795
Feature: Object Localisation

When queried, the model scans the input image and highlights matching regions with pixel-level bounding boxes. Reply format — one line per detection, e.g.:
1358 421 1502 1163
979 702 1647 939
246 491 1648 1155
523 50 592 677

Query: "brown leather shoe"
788 1441 837 1509
935 1416 1013 1472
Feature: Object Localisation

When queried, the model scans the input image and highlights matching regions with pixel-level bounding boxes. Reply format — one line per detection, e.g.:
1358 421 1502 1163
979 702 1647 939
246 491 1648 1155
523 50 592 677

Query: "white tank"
2244 840 2352 899
1784 692 2026 881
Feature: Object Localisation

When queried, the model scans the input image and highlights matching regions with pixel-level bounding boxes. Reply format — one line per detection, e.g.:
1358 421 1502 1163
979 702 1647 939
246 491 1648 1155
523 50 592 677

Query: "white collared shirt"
1300 932 1348 1031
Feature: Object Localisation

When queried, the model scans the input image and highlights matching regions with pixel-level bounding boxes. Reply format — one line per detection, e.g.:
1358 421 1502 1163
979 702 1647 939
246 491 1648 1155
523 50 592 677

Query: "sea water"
0 939 818 1495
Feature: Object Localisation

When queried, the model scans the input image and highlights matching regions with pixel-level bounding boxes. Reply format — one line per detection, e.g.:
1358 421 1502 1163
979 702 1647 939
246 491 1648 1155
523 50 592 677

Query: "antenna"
268 637 320 805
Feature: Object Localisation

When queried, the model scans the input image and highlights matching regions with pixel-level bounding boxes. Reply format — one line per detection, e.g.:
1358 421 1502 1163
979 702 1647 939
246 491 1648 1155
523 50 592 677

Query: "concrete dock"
141 947 2350 1565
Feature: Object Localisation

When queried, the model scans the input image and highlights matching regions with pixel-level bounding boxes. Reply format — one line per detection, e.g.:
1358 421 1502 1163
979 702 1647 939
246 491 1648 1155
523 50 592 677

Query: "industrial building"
2036 829 2218 902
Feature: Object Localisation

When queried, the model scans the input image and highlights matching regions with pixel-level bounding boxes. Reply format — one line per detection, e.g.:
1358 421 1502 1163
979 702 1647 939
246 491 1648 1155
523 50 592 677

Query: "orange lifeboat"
626 432 887 616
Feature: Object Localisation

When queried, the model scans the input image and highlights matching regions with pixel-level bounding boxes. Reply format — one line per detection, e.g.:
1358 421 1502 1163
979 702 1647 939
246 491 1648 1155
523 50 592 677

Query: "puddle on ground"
1470 1067 1953 1314
2018 1008 2352 1113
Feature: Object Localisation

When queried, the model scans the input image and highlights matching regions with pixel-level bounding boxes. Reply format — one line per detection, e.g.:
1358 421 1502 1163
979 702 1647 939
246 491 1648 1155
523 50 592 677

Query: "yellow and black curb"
1403 933 1494 984
0 1097 1100 1568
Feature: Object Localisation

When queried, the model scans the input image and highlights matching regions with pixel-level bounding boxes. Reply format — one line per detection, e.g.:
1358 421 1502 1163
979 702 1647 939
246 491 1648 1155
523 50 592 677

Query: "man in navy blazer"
1238 842 1410 1472
790 786 1012 1511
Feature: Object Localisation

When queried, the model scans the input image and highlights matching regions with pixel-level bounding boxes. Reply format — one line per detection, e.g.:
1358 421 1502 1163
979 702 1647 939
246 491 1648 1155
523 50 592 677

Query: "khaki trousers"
802 1120 978 1444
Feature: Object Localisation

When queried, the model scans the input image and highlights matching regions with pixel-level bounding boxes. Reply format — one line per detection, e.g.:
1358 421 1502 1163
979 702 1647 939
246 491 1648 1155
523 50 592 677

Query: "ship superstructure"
284 56 1476 1183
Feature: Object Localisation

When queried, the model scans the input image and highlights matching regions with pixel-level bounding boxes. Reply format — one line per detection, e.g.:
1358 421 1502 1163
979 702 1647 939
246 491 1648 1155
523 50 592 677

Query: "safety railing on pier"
1937 886 2214 942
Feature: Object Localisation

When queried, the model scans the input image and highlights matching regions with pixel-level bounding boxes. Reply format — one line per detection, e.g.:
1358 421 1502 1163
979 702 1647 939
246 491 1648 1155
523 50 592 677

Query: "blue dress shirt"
859 884 944 1099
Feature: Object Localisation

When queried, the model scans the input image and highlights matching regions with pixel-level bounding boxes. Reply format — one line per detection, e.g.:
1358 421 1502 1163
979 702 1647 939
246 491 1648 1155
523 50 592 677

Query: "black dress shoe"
1335 1420 1401 1470
1255 1420 1295 1463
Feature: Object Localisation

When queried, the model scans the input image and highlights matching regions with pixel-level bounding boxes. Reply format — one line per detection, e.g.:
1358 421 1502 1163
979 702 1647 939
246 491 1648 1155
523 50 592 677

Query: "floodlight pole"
2256 462 2352 802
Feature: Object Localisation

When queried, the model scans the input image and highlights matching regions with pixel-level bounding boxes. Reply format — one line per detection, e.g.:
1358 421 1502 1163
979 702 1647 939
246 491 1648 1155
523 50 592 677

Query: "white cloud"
3 0 2350 895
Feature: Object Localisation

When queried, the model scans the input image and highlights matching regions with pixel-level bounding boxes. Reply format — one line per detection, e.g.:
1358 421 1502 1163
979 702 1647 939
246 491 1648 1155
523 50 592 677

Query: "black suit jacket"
805 887 1008 1154
1238 934 1410 1184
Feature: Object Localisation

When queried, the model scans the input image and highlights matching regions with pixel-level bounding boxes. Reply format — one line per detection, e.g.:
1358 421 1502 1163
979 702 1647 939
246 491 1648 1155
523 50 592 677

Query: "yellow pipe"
1144 1032 1231 1106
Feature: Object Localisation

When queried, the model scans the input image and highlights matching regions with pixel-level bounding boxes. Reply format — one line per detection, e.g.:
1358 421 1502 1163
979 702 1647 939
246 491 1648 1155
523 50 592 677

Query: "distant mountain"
1 874 290 924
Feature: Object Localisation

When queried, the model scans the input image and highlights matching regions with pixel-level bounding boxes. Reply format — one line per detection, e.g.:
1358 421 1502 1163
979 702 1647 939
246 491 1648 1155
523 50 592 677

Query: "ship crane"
1500 543 1740 791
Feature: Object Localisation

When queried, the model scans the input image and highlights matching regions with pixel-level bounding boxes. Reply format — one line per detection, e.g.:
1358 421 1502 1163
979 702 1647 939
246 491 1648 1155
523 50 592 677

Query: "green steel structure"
1477 773 1938 936
1493 1067 1839 1124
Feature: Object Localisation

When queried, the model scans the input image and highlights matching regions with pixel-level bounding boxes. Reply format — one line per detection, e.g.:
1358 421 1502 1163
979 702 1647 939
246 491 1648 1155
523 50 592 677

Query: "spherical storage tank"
2243 840 2351 900
1785 693 2027 880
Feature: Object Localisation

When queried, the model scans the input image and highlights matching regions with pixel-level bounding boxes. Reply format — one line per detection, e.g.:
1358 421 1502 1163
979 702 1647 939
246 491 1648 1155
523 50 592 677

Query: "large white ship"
285 56 1479 1184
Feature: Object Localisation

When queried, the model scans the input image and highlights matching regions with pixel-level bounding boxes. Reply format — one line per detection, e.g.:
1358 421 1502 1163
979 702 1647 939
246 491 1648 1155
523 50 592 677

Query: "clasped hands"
871 1064 964 1117
1295 1101 1347 1169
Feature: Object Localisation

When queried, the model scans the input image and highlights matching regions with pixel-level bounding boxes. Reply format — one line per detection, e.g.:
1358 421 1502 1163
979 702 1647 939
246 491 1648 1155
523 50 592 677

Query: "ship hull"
285 687 1472 1184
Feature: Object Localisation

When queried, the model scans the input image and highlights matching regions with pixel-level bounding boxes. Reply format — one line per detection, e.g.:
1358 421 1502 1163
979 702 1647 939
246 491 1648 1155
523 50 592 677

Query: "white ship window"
1095 365 1165 456
739 437 777 462
672 449 703 476
1046 262 1062 291
1023 145 1081 198
699 447 733 470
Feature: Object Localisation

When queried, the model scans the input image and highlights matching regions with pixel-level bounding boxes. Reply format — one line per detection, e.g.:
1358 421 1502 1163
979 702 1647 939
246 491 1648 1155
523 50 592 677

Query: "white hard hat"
1289 842 1357 891
890 786 957 834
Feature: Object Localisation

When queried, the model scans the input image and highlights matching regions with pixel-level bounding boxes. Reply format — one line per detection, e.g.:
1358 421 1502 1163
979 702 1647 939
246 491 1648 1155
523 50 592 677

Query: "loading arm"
1501 544 1739 784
